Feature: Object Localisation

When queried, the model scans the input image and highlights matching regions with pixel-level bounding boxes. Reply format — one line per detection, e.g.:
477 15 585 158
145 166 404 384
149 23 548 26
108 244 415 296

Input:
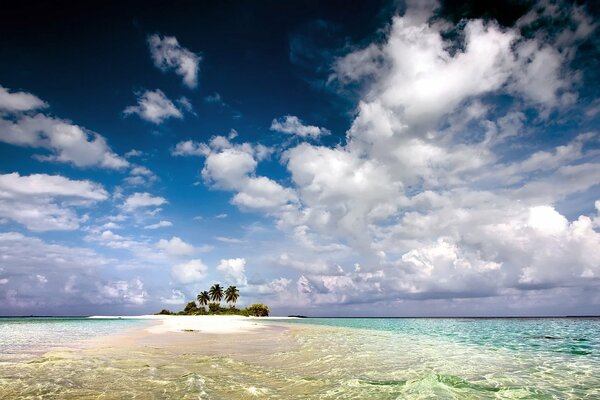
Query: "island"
155 283 270 317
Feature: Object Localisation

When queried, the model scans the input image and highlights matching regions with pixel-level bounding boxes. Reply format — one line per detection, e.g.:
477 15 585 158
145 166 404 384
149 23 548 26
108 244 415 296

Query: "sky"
0 0 599 316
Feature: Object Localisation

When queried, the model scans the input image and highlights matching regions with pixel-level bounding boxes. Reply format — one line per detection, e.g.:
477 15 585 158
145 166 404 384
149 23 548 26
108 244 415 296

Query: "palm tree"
197 291 210 308
225 286 239 307
209 283 223 303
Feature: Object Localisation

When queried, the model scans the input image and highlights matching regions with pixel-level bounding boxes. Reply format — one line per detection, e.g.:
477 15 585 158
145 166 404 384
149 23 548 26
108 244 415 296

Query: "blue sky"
1 0 599 316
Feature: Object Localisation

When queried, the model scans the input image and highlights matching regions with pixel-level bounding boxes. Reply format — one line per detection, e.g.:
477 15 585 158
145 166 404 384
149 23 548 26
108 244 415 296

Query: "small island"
155 283 270 317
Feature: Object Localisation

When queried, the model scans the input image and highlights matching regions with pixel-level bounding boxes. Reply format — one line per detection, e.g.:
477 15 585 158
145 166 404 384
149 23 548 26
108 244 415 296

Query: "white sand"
88 315 297 334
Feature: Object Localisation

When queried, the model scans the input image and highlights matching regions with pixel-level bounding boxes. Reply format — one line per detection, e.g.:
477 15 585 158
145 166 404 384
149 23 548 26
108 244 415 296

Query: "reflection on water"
1 318 599 399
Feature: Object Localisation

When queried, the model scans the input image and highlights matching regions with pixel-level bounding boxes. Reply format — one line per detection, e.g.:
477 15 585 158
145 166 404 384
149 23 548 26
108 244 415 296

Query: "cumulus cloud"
121 192 167 212
123 165 159 186
0 85 47 112
171 259 207 283
124 89 187 124
156 236 196 256
95 278 148 305
0 114 128 169
193 1 600 313
171 139 208 156
270 115 330 138
147 33 201 88
217 258 247 286
195 135 296 213
0 172 108 231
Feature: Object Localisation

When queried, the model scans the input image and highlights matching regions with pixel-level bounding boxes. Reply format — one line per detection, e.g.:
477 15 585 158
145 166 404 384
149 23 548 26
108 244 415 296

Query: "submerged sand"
86 315 299 360
3 317 600 398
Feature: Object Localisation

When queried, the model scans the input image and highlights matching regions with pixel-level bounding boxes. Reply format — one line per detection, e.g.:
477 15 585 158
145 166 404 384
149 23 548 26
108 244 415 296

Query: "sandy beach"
88 314 295 335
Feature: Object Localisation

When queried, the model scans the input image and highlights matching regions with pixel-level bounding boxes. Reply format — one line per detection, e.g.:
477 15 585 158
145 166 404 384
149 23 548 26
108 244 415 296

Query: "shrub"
244 303 269 317
183 301 198 315
155 309 174 315
194 306 207 315
208 302 222 314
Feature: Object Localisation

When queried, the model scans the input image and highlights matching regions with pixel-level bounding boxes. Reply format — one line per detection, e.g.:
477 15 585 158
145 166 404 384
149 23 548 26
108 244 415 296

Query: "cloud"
270 115 330 138
95 278 148 305
156 236 195 256
193 1 600 312
160 289 186 305
0 113 128 169
171 139 208 156
122 192 167 212
171 259 207 283
0 85 48 112
215 236 245 244
123 165 159 186
0 232 149 312
217 258 247 286
144 220 173 229
147 33 201 88
0 172 108 231
125 149 144 158
196 135 296 213
231 176 298 211
124 89 185 124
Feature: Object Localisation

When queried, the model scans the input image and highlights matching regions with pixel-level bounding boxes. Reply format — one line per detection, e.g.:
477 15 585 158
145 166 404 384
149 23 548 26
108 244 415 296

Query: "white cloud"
197 136 296 213
217 258 247 286
147 33 201 88
270 115 330 138
192 1 600 311
160 289 186 305
202 147 257 189
0 85 47 112
124 89 183 124
144 220 173 229
124 165 158 186
231 176 297 211
157 236 195 256
125 149 143 158
0 172 108 231
0 113 128 169
95 278 148 305
527 206 568 236
122 192 167 212
171 259 207 284
171 139 208 156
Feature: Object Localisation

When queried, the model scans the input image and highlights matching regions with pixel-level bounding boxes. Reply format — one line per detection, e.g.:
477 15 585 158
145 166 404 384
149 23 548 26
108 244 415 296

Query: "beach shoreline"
88 314 298 334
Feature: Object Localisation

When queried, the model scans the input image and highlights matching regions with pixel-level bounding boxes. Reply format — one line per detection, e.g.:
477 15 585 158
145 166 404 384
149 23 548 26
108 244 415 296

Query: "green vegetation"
158 284 269 317
243 303 270 317
155 309 175 315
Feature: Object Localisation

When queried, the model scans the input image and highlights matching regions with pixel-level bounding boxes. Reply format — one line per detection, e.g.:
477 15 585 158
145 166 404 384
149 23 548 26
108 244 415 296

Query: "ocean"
0 317 599 398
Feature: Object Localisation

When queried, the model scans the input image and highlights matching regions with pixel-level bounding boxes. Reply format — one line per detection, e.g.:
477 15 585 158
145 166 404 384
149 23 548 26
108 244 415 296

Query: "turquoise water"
1 317 599 398
0 317 148 361
279 317 600 356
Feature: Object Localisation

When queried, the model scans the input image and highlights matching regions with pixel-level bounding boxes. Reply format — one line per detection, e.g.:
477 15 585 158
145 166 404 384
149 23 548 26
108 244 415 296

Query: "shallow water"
0 317 149 361
1 317 599 399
